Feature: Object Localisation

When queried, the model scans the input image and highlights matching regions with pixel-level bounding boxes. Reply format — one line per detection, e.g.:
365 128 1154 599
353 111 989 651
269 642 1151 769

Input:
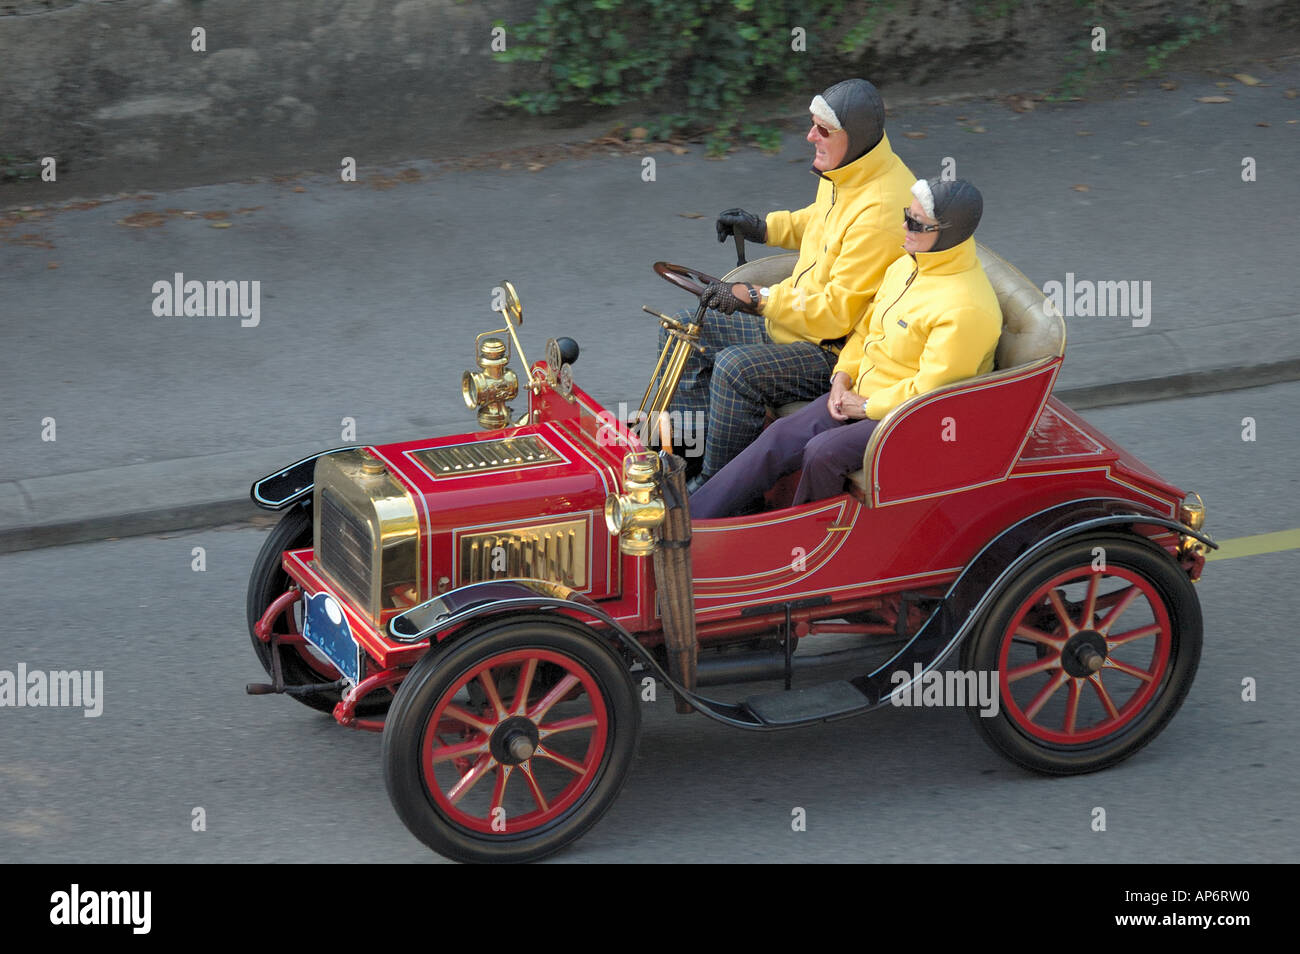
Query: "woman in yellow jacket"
690 177 1002 519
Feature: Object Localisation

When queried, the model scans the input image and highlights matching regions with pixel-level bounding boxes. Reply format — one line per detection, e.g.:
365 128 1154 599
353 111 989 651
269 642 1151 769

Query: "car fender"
249 446 361 510
854 496 1217 707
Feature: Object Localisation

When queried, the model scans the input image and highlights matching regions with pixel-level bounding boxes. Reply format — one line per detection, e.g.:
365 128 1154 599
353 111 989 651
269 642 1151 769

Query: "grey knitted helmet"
809 78 885 168
911 177 983 252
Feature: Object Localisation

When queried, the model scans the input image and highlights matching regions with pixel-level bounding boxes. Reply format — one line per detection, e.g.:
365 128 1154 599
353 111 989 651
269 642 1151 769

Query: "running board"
742 681 876 726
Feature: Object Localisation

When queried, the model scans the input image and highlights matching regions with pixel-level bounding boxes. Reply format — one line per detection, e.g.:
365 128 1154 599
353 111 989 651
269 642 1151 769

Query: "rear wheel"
963 535 1201 775
383 616 639 863
245 506 390 715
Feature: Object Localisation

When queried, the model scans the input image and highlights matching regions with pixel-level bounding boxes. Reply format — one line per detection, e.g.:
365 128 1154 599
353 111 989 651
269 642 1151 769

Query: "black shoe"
686 473 710 494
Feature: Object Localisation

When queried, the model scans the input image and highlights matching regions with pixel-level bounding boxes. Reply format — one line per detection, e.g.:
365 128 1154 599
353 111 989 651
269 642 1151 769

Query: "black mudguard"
249 446 361 511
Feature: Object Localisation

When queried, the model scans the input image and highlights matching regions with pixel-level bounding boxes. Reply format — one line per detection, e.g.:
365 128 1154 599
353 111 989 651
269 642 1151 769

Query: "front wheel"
383 616 640 863
962 535 1202 775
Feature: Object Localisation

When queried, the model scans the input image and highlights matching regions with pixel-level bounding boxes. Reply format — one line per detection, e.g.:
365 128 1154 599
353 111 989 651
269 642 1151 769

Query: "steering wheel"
654 262 722 298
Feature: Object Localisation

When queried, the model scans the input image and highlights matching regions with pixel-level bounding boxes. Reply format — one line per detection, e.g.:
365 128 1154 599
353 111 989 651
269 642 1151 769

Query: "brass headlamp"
463 281 532 430
605 452 666 556
463 336 518 430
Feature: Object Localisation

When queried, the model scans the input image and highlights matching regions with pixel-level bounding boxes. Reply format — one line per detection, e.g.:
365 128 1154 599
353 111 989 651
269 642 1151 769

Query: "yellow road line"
1205 528 1300 562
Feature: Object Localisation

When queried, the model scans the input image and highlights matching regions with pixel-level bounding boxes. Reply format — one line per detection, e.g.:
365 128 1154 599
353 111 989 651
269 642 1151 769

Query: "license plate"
302 591 361 684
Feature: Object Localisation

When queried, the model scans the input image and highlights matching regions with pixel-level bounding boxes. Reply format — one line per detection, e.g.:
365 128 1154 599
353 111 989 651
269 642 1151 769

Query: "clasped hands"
828 372 869 421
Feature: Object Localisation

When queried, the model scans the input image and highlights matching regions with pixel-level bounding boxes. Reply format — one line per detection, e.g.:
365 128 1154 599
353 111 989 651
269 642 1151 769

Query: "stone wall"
1 0 1295 198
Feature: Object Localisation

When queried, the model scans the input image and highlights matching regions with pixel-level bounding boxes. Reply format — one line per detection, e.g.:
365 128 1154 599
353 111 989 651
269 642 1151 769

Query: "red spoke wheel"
963 535 1201 775
246 506 390 715
383 616 639 863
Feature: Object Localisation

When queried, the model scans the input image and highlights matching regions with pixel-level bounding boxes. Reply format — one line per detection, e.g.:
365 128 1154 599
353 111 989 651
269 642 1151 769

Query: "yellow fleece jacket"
833 237 1002 420
762 132 916 346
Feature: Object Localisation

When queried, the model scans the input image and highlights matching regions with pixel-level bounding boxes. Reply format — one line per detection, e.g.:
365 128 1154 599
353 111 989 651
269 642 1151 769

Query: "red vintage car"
246 245 1213 863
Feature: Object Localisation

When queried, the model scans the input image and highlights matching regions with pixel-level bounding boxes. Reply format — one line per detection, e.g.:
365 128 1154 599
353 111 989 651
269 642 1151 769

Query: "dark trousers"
689 393 879 519
658 309 838 476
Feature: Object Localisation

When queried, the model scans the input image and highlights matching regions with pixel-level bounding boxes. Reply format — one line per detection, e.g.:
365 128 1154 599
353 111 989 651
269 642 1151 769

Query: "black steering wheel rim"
654 262 722 298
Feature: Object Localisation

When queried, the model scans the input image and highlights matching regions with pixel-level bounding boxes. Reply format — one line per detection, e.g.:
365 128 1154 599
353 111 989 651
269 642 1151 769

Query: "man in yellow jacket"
690 177 1002 519
658 79 915 486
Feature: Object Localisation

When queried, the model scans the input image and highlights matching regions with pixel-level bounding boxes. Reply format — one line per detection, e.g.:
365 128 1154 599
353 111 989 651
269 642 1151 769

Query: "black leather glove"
716 208 766 245
700 281 747 315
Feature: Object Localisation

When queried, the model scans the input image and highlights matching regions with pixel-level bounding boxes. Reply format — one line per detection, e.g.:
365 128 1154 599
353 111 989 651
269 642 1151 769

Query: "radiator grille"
318 488 373 606
460 518 588 588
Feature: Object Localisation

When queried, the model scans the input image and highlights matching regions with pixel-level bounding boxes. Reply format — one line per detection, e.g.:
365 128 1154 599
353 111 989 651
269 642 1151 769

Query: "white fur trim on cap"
809 95 842 131
910 179 936 220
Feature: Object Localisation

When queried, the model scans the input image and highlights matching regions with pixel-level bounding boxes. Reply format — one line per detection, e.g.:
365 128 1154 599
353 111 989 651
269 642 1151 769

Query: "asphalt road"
1 381 1295 863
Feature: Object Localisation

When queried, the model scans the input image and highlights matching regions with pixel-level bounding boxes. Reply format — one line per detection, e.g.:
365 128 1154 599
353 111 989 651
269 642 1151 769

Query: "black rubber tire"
245 505 390 716
962 534 1202 776
383 615 640 863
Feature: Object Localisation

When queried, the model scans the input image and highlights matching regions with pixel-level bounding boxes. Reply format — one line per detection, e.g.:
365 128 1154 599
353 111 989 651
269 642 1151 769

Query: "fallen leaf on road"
1138 120 1150 126
1196 96 1232 103
1285 89 1298 99
903 131 927 139
236 206 263 214
967 125 986 133
1160 81 1178 91
202 210 229 220
210 222 232 229
47 262 59 269
1233 73 1261 86
1072 184 1090 192
13 233 54 248
678 212 707 219
671 146 689 155
526 162 546 172
292 186 306 192
1258 121 1271 127
1076 130 1093 136
118 211 168 228
955 115 969 121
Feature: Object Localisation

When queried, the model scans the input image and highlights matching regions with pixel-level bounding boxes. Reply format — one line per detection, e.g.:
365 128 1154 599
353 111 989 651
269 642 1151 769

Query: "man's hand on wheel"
716 208 767 245
700 281 749 315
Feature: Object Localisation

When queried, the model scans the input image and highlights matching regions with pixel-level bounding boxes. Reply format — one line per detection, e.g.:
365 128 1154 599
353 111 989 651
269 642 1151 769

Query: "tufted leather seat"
975 244 1065 372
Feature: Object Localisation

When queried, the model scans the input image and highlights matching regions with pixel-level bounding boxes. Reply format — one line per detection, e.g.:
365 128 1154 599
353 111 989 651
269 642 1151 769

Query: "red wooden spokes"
999 565 1172 744
420 648 609 834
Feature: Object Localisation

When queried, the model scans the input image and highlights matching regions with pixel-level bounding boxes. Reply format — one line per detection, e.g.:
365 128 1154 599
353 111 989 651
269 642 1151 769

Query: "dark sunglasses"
904 209 943 233
809 118 837 138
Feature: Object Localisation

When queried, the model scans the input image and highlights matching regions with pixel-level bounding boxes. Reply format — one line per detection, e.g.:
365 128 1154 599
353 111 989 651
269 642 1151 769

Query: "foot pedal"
743 681 871 726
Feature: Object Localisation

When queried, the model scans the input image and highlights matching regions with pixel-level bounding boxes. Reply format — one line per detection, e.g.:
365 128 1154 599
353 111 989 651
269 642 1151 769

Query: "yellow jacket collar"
816 132 898 188
912 236 978 275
